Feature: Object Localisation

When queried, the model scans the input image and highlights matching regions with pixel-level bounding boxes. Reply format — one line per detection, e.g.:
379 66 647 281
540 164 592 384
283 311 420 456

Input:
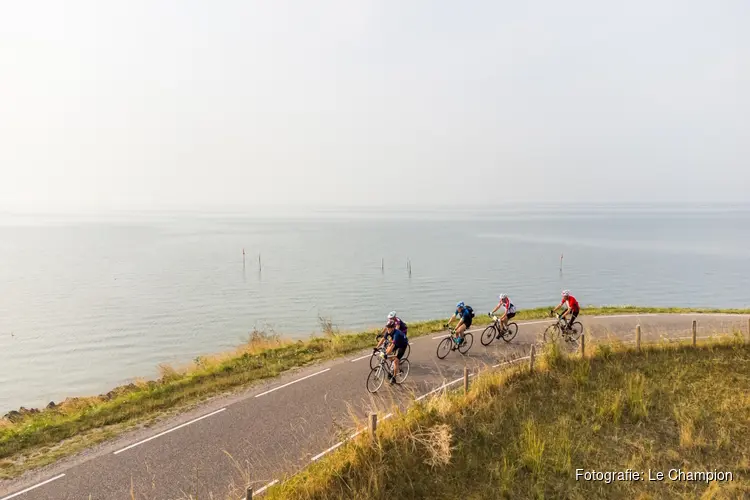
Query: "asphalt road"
1 313 748 500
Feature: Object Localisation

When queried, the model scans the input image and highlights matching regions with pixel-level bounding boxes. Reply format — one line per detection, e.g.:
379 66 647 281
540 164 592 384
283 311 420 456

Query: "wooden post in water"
258 253 262 272
529 344 536 372
636 325 641 352
692 320 697 347
246 486 253 500
463 367 469 394
368 413 377 440
381 258 384 272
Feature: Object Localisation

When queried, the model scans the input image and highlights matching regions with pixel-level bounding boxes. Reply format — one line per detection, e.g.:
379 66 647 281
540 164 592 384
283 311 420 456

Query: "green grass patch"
267 338 750 499
1 306 748 479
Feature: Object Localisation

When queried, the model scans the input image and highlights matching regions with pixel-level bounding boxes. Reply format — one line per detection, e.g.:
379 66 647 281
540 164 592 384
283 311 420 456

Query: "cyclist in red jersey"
552 290 580 330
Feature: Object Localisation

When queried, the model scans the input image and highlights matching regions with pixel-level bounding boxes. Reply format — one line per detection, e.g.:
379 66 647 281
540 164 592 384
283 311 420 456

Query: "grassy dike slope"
267 339 750 500
1 306 748 478
267 338 750 500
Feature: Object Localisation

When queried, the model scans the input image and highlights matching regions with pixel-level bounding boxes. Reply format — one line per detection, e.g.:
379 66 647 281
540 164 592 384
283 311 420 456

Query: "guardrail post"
246 487 253 500
368 413 377 440
580 333 586 357
636 325 641 352
692 320 697 347
529 344 536 372
463 367 469 394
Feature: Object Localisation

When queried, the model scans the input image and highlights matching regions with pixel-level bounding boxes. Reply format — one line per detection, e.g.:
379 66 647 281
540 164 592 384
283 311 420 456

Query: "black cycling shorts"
568 309 581 325
394 345 407 359
506 311 516 319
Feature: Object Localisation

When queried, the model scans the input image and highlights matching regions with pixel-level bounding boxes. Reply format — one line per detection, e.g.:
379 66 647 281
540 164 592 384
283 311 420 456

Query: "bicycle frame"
375 352 397 375
554 314 582 339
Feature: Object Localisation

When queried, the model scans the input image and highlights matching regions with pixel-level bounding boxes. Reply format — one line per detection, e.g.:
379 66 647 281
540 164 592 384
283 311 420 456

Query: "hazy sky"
1 1 748 211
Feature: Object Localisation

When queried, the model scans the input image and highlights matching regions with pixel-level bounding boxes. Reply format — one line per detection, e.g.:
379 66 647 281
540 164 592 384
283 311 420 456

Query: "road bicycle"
366 351 410 393
436 326 473 359
370 334 410 369
480 314 519 346
543 312 583 344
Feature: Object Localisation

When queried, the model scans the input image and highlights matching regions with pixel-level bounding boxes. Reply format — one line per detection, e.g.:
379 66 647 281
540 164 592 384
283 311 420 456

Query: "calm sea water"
1 205 749 412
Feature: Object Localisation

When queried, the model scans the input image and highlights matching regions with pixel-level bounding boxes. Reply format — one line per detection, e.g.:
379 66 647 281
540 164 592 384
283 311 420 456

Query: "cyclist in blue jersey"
445 301 474 345
381 320 408 383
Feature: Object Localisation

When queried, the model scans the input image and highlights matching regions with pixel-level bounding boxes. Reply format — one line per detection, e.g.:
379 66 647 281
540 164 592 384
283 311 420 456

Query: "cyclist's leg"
456 323 467 342
393 346 405 379
503 312 515 330
568 309 579 329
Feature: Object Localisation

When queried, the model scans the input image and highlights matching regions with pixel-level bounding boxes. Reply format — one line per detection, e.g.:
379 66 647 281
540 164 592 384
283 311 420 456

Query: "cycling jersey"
456 306 474 327
560 295 580 311
501 297 516 314
391 329 408 348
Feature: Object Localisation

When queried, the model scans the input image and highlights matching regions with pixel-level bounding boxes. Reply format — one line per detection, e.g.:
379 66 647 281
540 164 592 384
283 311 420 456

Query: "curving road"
1 313 748 500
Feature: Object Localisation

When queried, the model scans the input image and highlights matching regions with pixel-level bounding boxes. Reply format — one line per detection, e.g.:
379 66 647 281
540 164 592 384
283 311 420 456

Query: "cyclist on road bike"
380 320 408 384
490 293 516 337
446 301 474 345
552 290 580 330
376 311 407 348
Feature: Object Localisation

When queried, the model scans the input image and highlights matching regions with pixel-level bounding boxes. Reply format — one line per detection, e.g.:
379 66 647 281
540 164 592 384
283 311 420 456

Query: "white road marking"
432 334 450 339
415 376 465 401
254 479 279 495
311 441 345 462
350 353 372 362
590 313 660 319
505 320 553 327
113 408 226 455
350 429 364 439
0 474 66 500
678 313 749 317
254 369 331 398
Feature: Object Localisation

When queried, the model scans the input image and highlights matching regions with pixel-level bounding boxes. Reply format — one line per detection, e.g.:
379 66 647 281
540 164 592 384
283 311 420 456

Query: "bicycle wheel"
544 324 561 343
436 337 452 359
458 332 474 354
503 323 519 343
568 322 583 341
480 325 497 346
403 343 411 360
366 366 385 393
395 359 410 383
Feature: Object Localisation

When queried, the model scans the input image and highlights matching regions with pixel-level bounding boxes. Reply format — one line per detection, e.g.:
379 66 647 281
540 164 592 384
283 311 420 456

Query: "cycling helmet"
561 290 570 297
387 311 397 319
499 293 508 300
386 319 397 328
456 301 465 309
